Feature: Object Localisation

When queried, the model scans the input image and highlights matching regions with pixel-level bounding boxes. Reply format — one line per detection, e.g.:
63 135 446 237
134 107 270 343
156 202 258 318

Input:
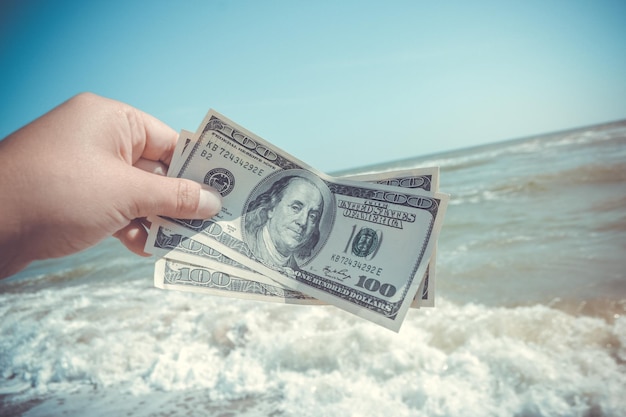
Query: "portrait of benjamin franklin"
243 171 334 270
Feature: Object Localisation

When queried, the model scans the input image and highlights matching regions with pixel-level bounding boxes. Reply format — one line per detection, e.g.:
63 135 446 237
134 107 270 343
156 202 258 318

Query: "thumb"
130 171 222 220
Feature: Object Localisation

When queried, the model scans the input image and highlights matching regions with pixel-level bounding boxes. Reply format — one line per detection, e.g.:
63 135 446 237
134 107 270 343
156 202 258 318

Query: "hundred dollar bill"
155 257 319 304
170 131 439 306
151 217 426 307
146 110 448 331
154 168 438 307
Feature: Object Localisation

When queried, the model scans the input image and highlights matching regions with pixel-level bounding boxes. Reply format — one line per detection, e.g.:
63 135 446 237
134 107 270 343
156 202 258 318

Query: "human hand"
0 93 222 278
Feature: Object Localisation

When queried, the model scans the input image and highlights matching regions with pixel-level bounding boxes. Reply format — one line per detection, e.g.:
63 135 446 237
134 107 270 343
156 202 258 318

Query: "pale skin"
0 93 222 279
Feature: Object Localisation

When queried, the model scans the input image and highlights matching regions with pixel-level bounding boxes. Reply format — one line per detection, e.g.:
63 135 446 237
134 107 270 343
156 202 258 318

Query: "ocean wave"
1 285 625 417
448 159 626 206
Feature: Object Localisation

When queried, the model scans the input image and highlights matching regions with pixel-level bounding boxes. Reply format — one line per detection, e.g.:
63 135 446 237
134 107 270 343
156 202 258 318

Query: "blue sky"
1 0 625 172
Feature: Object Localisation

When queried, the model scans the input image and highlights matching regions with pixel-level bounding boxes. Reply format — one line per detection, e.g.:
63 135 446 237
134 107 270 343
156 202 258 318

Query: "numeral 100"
355 275 397 297
174 267 231 287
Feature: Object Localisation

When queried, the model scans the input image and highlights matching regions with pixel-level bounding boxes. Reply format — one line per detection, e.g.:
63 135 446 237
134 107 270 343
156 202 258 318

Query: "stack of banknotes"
144 110 449 332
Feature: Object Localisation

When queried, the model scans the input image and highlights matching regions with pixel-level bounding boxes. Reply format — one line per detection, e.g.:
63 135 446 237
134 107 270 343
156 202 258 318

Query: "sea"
1 120 625 417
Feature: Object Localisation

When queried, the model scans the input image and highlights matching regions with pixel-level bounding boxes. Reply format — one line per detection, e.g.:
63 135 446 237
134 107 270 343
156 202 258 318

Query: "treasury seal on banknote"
204 168 235 196
242 169 335 270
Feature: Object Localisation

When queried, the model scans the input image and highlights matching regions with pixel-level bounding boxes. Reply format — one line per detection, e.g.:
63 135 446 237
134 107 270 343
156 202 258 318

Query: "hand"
0 93 222 279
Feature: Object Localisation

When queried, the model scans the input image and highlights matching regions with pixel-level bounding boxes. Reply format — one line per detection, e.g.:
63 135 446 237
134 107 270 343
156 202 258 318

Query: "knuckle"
176 181 199 214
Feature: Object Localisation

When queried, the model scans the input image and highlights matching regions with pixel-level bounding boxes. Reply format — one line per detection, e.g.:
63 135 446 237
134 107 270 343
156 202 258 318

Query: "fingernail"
199 185 223 217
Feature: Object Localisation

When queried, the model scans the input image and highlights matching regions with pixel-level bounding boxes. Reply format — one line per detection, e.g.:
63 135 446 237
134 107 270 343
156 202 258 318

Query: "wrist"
0 197 30 279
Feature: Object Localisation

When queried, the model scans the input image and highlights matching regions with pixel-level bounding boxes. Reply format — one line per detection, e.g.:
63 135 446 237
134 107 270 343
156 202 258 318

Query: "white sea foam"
1 278 625 417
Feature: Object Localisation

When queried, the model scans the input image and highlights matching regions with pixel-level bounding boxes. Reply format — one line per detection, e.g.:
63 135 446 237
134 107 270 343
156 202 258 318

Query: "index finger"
127 106 179 166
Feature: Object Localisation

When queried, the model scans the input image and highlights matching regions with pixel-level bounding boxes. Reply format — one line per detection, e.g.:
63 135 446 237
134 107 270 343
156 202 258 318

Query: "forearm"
0 133 32 278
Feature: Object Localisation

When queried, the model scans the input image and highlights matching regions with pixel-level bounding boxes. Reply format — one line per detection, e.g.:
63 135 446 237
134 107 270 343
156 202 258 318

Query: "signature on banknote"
322 266 352 281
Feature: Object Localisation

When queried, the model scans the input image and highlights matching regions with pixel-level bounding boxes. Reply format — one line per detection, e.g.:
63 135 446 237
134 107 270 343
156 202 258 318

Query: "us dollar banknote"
167 129 438 306
151 167 439 308
171 129 439 307
155 257 321 304
151 224 429 307
146 110 448 331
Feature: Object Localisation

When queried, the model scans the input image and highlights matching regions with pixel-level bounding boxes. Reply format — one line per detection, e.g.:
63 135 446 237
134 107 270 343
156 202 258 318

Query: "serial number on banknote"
200 147 265 175
329 254 383 276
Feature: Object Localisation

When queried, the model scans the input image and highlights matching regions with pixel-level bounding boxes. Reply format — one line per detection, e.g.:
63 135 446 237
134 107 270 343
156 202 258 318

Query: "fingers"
129 170 222 220
127 107 179 166
134 157 169 176
113 219 151 256
123 155 218 259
